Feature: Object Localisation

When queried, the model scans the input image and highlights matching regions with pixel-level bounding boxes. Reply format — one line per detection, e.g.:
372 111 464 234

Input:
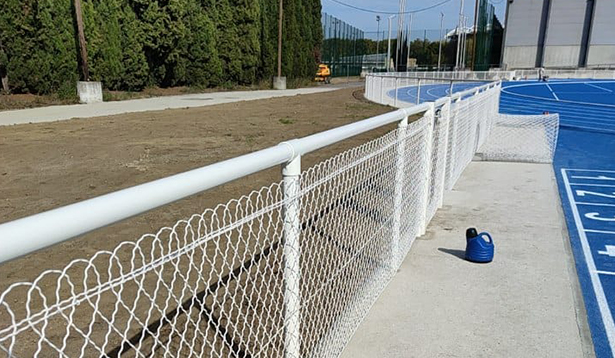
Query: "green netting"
321 13 365 77
473 0 503 71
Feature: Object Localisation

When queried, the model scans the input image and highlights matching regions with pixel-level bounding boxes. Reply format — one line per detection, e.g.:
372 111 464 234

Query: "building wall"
542 0 587 67
501 0 614 69
587 0 615 67
501 0 545 68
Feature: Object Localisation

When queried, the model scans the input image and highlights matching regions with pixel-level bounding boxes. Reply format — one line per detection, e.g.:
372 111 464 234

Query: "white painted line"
545 83 560 100
501 81 615 108
562 168 615 351
564 168 615 174
596 270 615 276
570 183 615 188
572 175 615 181
577 202 615 208
585 229 615 235
586 83 614 93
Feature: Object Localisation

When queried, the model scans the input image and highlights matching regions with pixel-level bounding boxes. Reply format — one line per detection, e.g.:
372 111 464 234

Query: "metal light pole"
387 15 396 72
455 0 465 70
438 12 444 71
376 16 381 70
406 13 413 72
396 0 406 72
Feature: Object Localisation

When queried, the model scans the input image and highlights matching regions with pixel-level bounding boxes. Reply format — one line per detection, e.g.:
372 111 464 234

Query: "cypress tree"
119 3 149 90
0 0 323 93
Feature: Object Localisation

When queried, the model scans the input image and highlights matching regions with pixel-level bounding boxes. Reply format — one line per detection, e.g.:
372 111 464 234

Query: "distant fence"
515 69 615 80
0 80 503 356
365 72 559 165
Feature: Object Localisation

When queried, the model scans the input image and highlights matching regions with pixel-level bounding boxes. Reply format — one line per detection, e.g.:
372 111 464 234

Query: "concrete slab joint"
77 81 103 104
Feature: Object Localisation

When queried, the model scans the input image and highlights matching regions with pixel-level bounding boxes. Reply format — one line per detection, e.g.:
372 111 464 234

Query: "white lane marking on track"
562 168 615 352
598 245 615 257
501 81 615 108
578 202 615 208
573 175 615 181
577 191 615 199
566 169 615 173
585 212 615 222
586 229 615 235
545 83 560 100
571 183 615 188
596 270 615 276
586 83 614 93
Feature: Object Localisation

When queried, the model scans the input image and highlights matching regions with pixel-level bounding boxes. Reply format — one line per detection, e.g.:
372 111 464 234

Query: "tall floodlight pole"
455 0 465 70
438 12 444 71
406 13 413 72
396 0 406 72
376 16 381 70
387 15 396 72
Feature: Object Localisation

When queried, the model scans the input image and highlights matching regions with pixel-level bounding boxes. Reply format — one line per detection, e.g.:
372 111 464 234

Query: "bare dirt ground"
0 87 392 287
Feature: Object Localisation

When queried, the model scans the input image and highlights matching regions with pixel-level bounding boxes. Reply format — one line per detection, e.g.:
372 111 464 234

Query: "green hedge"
0 0 322 94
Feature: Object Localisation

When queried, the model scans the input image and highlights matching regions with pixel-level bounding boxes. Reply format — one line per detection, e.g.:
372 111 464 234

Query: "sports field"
504 80 615 358
394 78 615 357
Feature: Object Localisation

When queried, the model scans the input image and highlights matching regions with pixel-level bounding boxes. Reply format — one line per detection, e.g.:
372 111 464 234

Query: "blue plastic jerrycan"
465 228 494 263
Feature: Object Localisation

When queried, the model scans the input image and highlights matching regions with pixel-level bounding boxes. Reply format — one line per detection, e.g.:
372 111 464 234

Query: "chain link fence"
0 79 543 357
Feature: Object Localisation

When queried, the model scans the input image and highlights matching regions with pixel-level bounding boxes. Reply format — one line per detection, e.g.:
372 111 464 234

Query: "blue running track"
395 79 615 357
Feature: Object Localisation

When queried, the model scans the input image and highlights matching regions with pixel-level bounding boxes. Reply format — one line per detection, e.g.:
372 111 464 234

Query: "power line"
324 0 454 15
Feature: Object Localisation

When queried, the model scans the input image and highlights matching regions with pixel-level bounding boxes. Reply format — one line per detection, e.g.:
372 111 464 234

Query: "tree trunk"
0 38 8 92
277 0 283 78
74 0 90 81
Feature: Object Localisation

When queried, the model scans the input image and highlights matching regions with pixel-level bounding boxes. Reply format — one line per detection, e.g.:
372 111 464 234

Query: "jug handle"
479 232 493 244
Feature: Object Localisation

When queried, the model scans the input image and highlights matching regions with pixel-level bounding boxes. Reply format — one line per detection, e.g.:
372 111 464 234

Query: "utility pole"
277 0 283 78
387 15 396 72
376 16 381 70
73 0 89 81
0 37 8 92
438 12 444 71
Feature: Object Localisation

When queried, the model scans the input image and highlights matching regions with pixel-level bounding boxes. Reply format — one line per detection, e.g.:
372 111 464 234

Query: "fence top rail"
0 80 499 264
367 74 491 83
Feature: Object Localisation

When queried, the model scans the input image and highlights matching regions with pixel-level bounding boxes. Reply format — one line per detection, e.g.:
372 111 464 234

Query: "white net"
476 113 559 164
0 84 504 358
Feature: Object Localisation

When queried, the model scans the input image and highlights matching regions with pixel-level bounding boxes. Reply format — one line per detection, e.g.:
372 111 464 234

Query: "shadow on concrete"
437 248 466 260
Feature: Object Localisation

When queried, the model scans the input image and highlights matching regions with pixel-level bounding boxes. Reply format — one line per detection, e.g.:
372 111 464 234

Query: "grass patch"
279 117 295 125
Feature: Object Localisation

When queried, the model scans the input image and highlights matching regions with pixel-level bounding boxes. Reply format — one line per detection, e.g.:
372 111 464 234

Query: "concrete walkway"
0 86 346 126
341 161 593 358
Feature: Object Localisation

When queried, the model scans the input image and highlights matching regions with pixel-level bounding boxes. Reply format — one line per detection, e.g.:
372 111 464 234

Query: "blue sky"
321 0 507 38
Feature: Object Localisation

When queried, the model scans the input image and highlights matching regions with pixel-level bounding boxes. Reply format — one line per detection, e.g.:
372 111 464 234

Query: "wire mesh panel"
444 86 500 190
477 114 560 163
0 81 511 358
0 112 439 358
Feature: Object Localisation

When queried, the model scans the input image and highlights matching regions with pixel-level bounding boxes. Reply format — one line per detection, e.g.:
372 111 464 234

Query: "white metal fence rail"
365 73 558 165
0 83 501 357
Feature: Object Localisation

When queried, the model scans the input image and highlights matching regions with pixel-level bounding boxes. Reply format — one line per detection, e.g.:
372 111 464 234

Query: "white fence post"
282 155 301 358
392 116 408 266
420 103 435 235
438 99 451 208
379 76 384 104
394 77 399 107
417 79 422 105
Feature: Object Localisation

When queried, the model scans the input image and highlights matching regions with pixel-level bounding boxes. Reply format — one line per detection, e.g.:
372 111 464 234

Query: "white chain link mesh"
0 83 506 358
444 86 500 190
476 113 559 164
